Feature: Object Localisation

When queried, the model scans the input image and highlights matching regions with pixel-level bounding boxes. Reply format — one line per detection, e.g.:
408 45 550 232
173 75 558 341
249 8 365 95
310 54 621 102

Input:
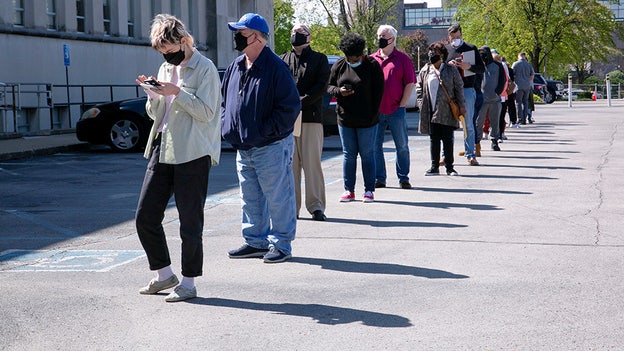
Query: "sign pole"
63 44 71 128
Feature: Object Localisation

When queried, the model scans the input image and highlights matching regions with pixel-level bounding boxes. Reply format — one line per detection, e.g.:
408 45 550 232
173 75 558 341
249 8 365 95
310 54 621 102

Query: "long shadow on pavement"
188 297 414 327
324 217 467 228
416 187 531 195
291 257 469 279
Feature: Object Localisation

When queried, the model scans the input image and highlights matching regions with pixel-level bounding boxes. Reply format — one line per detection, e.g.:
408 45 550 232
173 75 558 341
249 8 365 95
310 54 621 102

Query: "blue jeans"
374 107 410 184
339 124 377 193
516 88 531 123
462 88 476 159
236 135 296 255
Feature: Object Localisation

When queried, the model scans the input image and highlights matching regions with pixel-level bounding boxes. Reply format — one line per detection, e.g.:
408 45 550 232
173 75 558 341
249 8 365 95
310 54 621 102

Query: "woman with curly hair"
327 32 384 202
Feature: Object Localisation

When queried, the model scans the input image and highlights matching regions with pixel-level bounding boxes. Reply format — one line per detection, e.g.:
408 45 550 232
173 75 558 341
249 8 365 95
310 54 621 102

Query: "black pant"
430 123 455 170
501 93 517 125
136 141 211 277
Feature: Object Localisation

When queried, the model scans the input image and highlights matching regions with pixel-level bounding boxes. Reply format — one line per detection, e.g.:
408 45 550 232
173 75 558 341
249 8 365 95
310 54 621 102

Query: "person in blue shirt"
221 13 301 263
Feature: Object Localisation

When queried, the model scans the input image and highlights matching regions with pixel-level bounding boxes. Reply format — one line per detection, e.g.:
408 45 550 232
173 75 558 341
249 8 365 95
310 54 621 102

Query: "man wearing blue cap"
221 13 301 263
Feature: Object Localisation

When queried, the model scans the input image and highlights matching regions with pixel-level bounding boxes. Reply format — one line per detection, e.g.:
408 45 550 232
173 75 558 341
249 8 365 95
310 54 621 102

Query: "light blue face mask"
347 61 362 68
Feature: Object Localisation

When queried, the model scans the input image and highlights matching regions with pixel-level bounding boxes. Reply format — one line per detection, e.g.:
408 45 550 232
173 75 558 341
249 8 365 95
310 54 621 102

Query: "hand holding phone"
342 84 353 91
140 79 162 90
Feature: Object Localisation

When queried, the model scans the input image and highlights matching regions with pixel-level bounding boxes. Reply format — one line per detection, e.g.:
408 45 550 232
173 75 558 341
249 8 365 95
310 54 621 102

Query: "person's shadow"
291 257 469 279
189 298 413 327
188 258 468 327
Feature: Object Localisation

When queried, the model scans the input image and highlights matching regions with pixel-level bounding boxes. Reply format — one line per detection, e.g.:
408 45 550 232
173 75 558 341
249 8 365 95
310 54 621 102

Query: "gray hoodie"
479 46 506 103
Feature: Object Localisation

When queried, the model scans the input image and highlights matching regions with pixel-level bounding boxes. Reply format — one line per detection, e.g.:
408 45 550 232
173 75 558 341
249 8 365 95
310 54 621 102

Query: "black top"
327 56 384 128
281 46 330 124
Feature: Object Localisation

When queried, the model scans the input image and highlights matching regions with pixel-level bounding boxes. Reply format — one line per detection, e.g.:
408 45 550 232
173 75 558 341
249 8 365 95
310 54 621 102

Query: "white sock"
156 266 174 281
180 276 195 289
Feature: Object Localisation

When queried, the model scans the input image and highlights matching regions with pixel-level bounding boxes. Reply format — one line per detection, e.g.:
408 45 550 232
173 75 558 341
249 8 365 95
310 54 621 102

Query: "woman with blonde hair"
135 14 221 302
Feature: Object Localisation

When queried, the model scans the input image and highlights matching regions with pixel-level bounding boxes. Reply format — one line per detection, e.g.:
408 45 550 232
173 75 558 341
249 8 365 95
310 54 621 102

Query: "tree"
316 0 399 53
447 0 623 82
401 30 429 72
274 0 295 55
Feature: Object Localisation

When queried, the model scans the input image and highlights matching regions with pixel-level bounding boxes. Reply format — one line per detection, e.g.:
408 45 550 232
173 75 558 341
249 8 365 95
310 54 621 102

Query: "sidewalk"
0 132 89 161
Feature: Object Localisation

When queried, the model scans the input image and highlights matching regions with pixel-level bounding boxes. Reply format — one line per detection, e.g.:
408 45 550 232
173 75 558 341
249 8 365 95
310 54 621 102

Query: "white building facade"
0 0 272 134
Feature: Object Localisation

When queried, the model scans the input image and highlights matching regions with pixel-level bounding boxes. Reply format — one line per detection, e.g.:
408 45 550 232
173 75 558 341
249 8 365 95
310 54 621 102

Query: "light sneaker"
340 191 355 202
139 275 179 295
165 285 197 302
363 191 374 203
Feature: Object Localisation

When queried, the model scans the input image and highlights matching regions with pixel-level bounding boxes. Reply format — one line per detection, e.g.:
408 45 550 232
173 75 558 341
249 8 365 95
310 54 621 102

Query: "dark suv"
533 73 555 104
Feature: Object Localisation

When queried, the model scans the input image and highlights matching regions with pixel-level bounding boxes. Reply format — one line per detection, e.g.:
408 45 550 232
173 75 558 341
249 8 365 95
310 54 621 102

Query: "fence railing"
0 82 143 135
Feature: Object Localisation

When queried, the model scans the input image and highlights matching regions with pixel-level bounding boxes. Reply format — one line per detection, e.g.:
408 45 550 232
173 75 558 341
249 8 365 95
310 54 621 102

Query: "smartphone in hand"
342 84 353 91
140 79 162 90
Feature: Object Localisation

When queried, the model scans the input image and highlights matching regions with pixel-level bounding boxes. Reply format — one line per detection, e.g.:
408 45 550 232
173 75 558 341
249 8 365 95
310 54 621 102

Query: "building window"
103 0 111 35
127 1 135 37
76 0 85 32
13 0 25 26
46 0 57 31
405 7 455 28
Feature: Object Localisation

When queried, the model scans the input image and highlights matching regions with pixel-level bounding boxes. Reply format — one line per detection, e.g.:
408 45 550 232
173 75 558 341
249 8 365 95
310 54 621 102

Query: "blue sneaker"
263 247 291 263
228 244 268 259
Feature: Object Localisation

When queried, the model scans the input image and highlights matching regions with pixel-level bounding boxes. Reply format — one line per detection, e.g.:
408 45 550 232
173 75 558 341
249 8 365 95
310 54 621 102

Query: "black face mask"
234 32 252 51
481 53 490 64
163 47 185 66
428 51 440 64
378 37 390 49
290 32 307 47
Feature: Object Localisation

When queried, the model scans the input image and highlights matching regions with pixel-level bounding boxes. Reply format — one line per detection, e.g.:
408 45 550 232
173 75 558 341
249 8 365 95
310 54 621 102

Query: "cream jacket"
144 50 221 165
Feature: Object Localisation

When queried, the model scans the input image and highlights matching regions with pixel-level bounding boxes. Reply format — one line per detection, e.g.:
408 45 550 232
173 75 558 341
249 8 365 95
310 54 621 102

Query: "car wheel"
108 115 146 152
543 90 555 104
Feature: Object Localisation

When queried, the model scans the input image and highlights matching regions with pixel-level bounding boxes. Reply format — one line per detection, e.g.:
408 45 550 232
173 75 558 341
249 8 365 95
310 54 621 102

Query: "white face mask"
451 39 463 47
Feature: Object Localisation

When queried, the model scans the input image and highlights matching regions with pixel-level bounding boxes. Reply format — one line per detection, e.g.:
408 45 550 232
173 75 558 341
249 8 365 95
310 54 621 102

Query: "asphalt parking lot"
1 100 623 350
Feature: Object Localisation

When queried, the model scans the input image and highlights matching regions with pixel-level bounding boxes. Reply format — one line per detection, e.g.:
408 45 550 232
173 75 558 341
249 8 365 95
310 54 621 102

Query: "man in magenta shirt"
371 25 416 189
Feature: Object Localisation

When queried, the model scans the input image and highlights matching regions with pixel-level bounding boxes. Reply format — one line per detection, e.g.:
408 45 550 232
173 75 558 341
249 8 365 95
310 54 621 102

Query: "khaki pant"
293 122 326 216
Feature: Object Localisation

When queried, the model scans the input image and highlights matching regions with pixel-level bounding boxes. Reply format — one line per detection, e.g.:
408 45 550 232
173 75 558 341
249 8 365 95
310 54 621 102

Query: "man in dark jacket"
280 23 329 222
476 46 506 152
446 24 485 165
221 13 301 263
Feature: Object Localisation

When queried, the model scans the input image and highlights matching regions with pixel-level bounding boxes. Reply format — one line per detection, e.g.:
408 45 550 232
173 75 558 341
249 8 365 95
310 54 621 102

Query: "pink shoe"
340 191 355 202
363 191 374 203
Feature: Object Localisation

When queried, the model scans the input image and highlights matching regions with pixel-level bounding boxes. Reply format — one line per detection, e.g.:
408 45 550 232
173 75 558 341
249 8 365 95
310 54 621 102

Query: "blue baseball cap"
228 13 269 35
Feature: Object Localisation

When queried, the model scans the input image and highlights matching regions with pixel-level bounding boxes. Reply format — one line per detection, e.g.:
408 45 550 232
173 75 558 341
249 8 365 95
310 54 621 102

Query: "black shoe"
528 118 534 124
375 181 386 188
263 247 292 263
425 167 439 176
400 181 412 189
228 244 269 258
446 169 459 176
312 210 326 221
491 140 501 151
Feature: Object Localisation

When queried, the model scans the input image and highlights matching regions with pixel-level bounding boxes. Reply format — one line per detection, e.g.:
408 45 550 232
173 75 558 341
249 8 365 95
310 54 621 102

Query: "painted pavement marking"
0 249 145 272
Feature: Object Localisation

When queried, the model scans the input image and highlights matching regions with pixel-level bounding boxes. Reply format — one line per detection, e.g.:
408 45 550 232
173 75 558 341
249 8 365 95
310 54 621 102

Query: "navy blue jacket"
221 46 301 150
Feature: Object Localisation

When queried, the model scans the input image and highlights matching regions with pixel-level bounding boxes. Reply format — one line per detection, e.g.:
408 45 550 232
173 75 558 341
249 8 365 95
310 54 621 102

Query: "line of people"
434 24 536 172
132 14 536 302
